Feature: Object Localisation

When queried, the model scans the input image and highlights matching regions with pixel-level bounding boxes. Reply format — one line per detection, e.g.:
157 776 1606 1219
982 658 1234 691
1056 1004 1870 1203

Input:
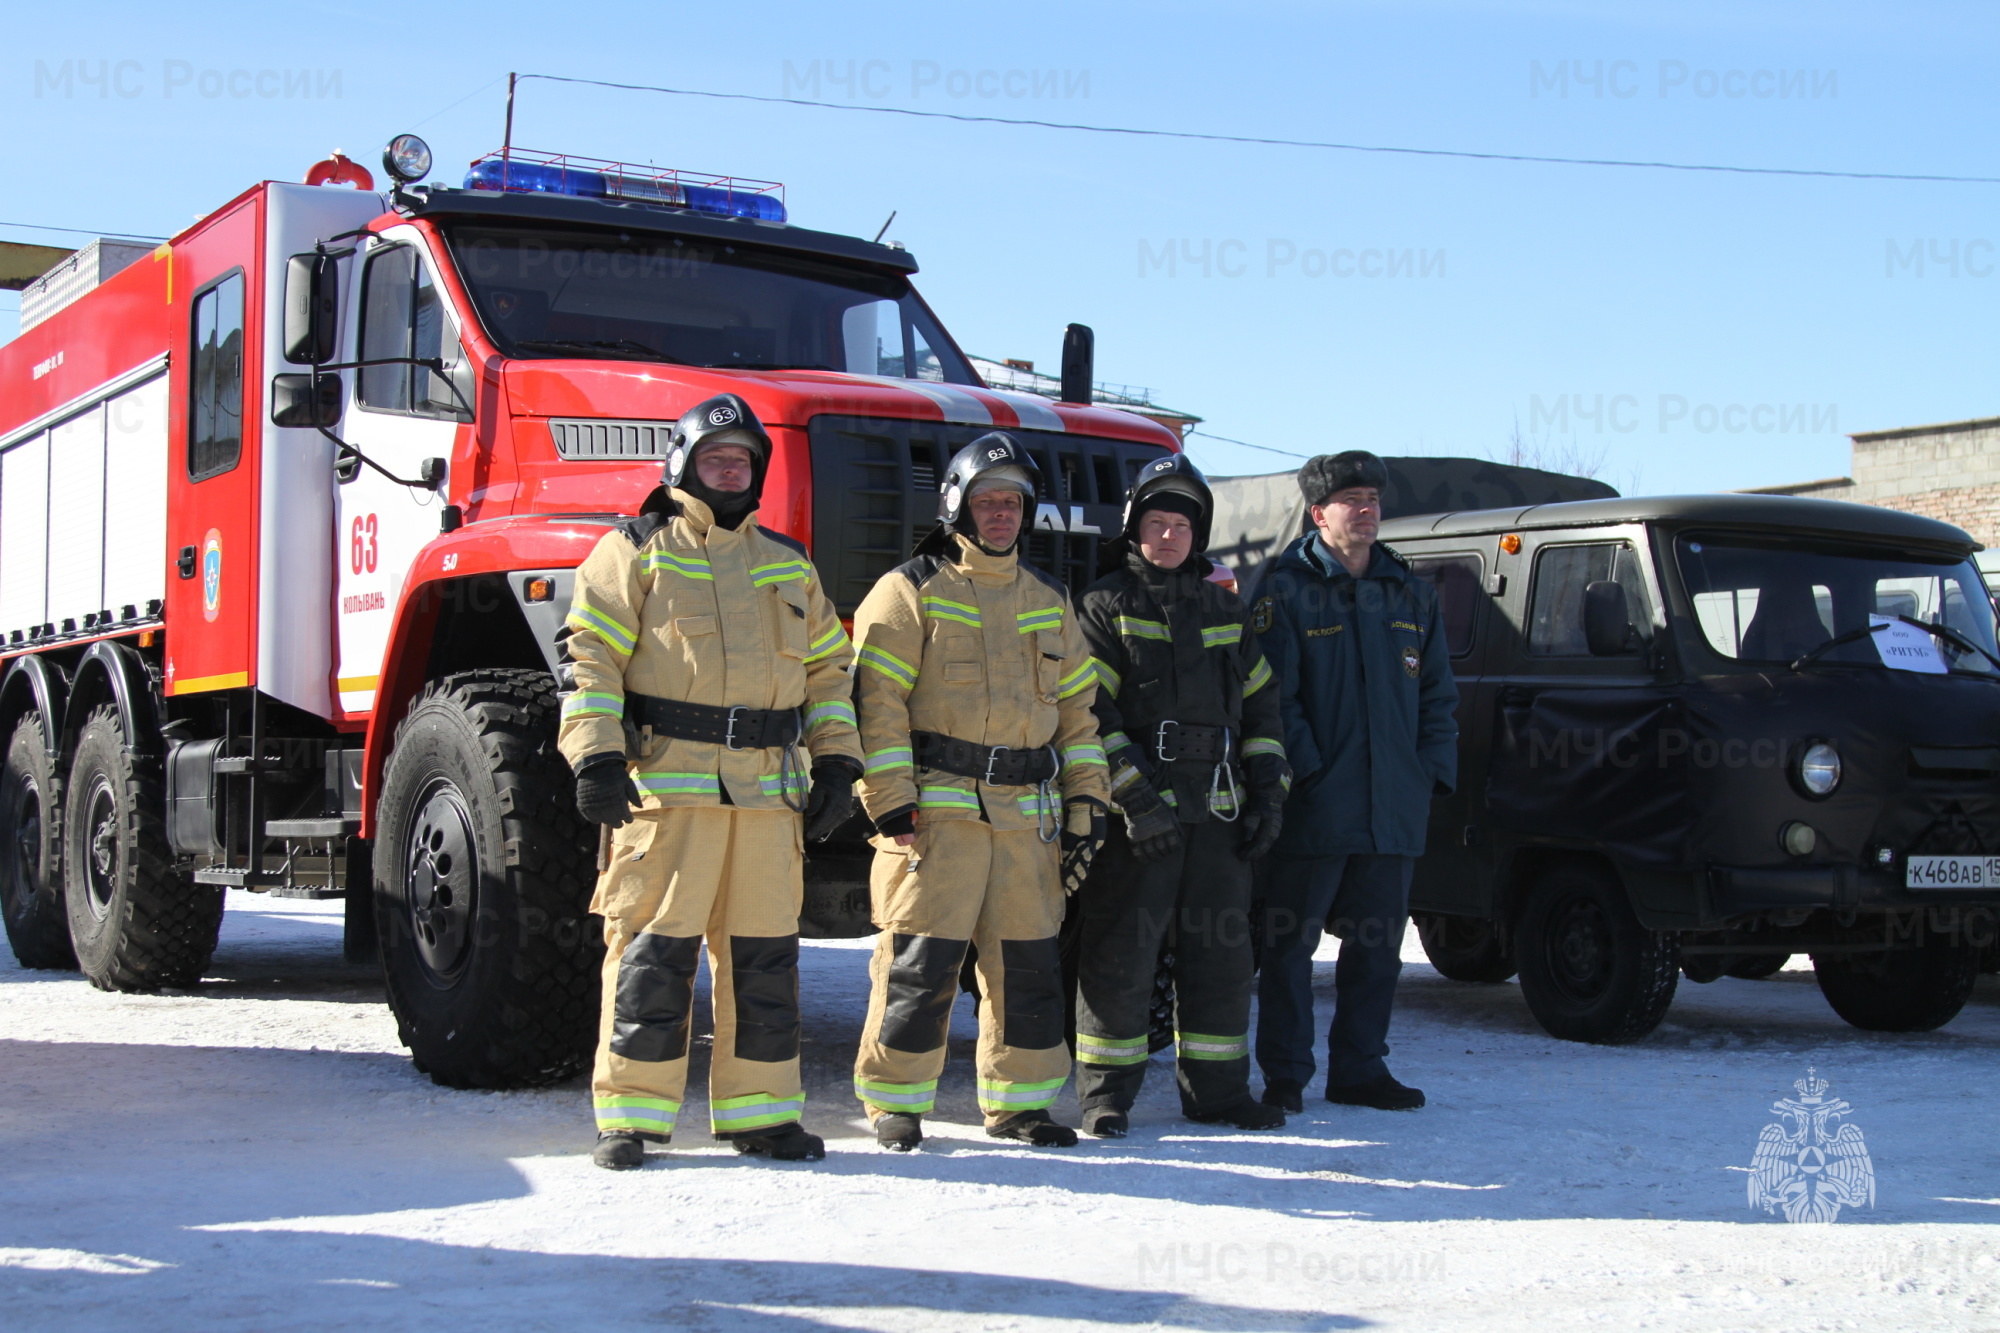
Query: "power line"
517 73 2000 186
0 221 165 242
1189 430 1310 461
410 74 510 132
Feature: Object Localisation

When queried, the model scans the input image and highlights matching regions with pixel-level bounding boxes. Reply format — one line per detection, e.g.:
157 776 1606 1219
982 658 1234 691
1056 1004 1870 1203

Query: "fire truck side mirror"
270 372 343 428
283 253 341 365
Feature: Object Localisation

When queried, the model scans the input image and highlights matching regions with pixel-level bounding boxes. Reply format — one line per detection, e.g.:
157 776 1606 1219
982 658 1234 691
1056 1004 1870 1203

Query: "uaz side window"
1407 553 1483 658
1528 542 1650 656
188 272 245 481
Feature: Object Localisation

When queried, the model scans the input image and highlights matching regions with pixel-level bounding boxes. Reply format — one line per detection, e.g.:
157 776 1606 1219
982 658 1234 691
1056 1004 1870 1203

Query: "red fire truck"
0 135 1178 1088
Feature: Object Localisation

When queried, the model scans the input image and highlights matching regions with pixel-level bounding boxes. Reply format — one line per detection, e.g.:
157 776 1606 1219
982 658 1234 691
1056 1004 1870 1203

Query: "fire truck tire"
1414 911 1517 983
1 714 75 969
1516 863 1679 1044
62 705 222 990
1812 933 1981 1032
374 670 599 1090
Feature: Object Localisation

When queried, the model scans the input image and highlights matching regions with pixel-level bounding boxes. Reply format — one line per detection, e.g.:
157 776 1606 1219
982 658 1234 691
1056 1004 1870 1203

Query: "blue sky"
3 1 1994 492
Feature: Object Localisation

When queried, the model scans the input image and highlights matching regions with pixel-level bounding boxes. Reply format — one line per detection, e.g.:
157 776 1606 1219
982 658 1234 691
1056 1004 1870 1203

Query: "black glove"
803 759 862 843
1060 797 1109 896
1116 778 1184 863
574 752 640 827
1236 784 1286 862
873 805 917 839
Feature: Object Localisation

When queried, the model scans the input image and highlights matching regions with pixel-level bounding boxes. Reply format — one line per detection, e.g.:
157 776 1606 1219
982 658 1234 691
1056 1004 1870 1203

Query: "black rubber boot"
1082 1108 1128 1139
592 1131 650 1170
874 1113 923 1152
986 1110 1079 1147
724 1122 827 1160
1187 1098 1287 1130
1326 1073 1425 1111
1261 1078 1304 1113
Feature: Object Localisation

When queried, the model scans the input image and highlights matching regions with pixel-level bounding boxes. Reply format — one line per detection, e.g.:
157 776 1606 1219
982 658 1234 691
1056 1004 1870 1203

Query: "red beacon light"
463 148 787 223
304 150 376 190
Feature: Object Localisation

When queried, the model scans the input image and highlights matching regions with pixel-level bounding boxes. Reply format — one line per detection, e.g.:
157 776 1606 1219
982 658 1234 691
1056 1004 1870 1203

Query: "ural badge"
1401 644 1420 677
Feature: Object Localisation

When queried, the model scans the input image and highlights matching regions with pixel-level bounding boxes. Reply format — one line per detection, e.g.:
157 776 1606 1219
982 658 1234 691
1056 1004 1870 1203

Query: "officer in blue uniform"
1250 451 1458 1112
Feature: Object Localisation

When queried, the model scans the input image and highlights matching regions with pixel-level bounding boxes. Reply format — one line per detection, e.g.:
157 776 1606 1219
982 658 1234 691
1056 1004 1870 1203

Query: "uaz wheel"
62 705 221 990
1515 863 1678 1043
374 670 599 1089
0 714 74 969
1813 930 1979 1032
1415 911 1516 982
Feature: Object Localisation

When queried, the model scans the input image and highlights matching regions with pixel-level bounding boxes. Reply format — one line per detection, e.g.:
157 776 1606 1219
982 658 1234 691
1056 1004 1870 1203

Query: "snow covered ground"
4 891 1997 1332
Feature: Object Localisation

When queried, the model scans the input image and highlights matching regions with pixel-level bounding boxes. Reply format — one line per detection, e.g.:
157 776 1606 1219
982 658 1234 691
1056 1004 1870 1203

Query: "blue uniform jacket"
1251 535 1459 858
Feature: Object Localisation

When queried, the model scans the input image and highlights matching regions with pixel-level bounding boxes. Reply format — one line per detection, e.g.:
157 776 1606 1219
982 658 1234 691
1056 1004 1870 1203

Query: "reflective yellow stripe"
803 700 856 731
1057 661 1098 698
595 1095 680 1134
644 550 714 581
804 624 851 663
1115 615 1171 641
922 596 982 628
566 603 637 655
1200 623 1243 648
857 645 917 687
1076 1033 1149 1066
1090 656 1123 695
1243 658 1274 696
854 1078 938 1112
750 560 813 587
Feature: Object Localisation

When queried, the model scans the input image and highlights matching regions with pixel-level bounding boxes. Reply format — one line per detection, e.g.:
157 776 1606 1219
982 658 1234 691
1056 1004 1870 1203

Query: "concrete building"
1745 415 2000 548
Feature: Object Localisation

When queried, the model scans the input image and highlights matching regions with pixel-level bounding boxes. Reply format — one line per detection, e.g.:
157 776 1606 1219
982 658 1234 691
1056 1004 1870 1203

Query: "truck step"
191 868 287 888
266 885 346 901
265 818 360 838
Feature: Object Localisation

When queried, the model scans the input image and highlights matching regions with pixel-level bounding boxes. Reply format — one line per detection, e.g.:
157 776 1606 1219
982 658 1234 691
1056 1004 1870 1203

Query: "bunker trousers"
590 805 806 1139
853 818 1069 1127
1073 820 1256 1117
1255 853 1413 1090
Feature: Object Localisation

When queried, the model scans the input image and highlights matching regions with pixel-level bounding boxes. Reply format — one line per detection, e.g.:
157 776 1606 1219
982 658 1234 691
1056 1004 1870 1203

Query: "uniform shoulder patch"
1250 595 1276 634
890 554 945 589
1402 643 1422 678
757 526 810 560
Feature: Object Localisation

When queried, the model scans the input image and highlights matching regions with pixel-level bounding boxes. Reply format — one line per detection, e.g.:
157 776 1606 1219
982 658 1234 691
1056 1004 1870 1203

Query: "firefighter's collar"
951 530 1018 579
667 487 755 539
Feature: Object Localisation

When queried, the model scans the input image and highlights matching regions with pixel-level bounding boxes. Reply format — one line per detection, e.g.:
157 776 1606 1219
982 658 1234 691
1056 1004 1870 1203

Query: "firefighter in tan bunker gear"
558 394 863 1171
850 433 1111 1151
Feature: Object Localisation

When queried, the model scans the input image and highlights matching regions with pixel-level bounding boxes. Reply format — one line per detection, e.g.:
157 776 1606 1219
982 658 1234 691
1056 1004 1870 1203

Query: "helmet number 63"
350 514 379 574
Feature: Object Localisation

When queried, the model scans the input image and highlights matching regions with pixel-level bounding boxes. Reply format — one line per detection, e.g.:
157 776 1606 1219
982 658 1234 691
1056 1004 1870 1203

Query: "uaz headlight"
1798 741 1841 797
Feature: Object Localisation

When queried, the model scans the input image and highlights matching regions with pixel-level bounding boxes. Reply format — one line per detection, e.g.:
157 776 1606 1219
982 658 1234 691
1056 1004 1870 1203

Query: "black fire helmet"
1122 452 1213 554
664 393 772 501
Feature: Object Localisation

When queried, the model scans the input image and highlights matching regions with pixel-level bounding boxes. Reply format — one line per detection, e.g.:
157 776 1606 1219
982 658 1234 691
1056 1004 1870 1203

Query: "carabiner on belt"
1208 726 1242 822
1037 744 1061 843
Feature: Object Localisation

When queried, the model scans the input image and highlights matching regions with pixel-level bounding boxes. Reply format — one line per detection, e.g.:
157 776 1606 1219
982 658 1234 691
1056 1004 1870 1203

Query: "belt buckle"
724 705 748 751
1155 719 1180 763
983 744 1012 785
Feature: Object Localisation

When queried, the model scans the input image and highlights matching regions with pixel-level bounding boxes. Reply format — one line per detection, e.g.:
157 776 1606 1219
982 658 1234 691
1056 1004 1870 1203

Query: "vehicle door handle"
177 545 197 579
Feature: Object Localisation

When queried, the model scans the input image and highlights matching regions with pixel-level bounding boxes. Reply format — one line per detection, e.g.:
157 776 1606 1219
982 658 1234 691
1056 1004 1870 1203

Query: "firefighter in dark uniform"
1071 456 1291 1138
1252 451 1458 1113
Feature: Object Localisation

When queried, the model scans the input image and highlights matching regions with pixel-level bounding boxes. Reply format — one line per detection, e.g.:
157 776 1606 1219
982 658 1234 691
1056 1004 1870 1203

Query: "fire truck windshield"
444 224 979 384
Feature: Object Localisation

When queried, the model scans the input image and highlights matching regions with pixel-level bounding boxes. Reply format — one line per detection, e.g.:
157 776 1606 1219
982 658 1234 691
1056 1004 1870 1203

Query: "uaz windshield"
444 224 979 383
1676 534 2000 675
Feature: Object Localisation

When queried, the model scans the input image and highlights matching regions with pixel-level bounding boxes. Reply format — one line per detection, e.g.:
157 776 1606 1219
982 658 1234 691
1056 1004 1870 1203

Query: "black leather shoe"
592 1131 648 1170
724 1122 827 1160
875 1113 923 1152
1326 1074 1425 1111
986 1110 1079 1146
1082 1108 1128 1139
1187 1098 1287 1130
1260 1078 1304 1113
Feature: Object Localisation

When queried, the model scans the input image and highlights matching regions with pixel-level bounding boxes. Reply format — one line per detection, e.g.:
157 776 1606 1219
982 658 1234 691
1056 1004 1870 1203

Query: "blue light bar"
463 150 787 223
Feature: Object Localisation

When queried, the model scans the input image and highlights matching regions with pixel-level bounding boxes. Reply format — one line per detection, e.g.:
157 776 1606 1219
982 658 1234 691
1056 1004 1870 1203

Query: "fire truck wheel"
1 714 76 969
62 705 222 990
374 670 599 1090
1515 863 1679 1044
1812 932 1981 1032
1414 911 1517 983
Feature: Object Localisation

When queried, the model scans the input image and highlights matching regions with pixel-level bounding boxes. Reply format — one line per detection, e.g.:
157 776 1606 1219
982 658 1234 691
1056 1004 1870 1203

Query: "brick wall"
1848 419 2000 547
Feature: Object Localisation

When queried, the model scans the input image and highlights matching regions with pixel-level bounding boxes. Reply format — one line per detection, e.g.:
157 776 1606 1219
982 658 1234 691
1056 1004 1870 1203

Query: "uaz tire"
1 714 75 970
63 705 221 989
374 670 599 1089
1813 930 1980 1032
1515 863 1678 1043
1415 911 1516 983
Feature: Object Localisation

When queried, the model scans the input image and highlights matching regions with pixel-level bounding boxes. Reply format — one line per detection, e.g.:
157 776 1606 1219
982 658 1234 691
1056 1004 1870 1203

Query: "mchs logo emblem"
1748 1068 1875 1224
1401 644 1421 678
707 404 738 427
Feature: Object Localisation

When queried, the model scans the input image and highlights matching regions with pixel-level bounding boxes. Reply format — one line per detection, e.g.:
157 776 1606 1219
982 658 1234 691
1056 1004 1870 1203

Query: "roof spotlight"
382 134 433 184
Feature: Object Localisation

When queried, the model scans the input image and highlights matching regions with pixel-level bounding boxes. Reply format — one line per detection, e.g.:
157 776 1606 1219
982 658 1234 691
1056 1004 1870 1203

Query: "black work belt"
1152 721 1231 764
626 693 801 750
912 730 1059 786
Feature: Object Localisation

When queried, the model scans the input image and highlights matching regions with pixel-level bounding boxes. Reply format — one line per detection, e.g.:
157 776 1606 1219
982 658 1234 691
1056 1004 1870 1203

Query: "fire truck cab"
0 138 1178 1088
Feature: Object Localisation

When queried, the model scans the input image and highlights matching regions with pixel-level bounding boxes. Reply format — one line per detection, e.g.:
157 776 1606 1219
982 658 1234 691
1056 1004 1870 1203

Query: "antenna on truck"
502 72 517 164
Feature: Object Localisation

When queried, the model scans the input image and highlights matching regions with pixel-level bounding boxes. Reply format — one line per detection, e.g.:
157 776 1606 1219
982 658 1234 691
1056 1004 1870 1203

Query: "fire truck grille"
807 413 1171 619
548 418 672 460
